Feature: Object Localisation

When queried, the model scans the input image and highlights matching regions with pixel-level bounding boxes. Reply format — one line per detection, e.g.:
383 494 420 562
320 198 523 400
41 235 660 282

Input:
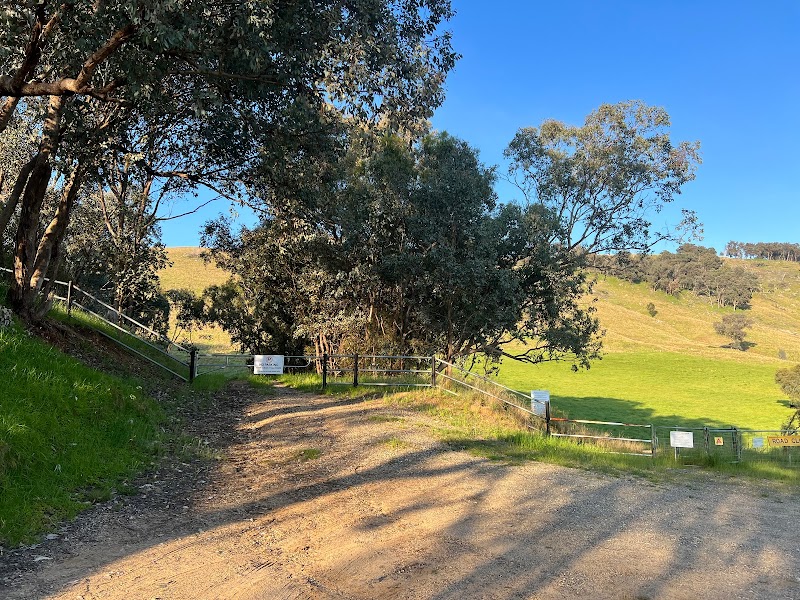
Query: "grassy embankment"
0 277 230 547
0 316 165 546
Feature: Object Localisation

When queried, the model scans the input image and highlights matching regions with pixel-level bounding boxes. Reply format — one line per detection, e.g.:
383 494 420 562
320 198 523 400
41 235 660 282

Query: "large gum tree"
0 0 456 319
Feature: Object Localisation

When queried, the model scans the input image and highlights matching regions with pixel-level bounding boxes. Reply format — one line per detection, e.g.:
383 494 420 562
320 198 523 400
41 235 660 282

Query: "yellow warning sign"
714 437 724 446
767 436 800 447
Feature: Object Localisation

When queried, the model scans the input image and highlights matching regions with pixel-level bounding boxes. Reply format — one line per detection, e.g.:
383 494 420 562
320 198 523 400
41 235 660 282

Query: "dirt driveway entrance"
2 383 799 599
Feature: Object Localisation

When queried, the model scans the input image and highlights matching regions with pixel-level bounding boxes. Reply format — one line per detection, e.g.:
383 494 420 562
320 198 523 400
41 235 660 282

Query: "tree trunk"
9 95 65 319
30 165 84 319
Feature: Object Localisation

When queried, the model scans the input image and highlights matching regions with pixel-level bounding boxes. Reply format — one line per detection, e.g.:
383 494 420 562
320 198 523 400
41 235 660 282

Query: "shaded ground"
2 382 799 600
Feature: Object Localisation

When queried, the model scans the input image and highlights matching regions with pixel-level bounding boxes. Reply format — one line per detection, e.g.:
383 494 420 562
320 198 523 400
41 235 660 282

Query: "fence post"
732 427 741 462
353 353 359 387
189 349 197 383
545 401 551 436
703 427 710 455
66 280 74 316
322 353 328 389
431 356 437 388
649 425 657 459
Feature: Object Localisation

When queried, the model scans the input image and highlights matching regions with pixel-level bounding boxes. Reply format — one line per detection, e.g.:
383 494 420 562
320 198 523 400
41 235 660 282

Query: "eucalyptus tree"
505 100 702 255
0 0 457 319
201 132 601 368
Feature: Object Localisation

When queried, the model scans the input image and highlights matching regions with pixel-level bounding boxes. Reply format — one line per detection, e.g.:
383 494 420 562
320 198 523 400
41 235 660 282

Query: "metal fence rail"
434 358 548 427
550 418 654 456
1 267 192 381
322 354 434 388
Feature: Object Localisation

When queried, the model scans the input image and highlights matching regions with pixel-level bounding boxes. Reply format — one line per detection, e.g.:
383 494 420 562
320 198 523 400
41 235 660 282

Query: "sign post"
670 430 694 460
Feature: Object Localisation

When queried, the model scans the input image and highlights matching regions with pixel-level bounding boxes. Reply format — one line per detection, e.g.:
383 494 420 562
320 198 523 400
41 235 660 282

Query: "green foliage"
593 244 760 309
64 168 171 333
726 241 800 261
775 365 800 432
714 313 753 350
775 365 800 400
505 101 702 255
202 132 600 367
1 0 456 318
0 323 165 546
646 302 657 317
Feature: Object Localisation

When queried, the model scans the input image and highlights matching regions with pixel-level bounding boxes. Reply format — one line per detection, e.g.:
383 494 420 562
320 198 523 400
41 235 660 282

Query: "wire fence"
0 267 192 381
549 418 654 456
433 358 548 429
1 277 797 470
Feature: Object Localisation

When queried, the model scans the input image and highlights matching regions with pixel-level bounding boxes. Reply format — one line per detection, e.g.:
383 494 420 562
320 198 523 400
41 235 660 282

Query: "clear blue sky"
161 0 800 253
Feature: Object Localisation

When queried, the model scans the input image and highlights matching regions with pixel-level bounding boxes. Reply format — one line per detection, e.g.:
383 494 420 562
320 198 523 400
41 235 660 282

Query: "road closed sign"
254 355 284 375
767 436 800 447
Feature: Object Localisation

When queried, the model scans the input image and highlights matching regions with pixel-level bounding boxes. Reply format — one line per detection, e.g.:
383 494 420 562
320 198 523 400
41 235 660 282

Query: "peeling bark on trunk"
9 95 64 319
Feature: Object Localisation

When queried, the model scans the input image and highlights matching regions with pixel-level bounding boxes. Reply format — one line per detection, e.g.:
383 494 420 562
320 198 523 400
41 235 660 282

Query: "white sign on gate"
669 430 694 449
531 390 550 417
253 355 284 375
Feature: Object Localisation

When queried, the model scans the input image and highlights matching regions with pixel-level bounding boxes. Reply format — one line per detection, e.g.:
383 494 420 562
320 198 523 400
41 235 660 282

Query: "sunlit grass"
494 351 792 430
160 247 234 353
0 318 166 546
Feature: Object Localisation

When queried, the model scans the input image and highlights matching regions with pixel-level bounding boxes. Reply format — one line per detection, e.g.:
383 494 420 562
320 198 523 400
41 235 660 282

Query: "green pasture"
495 351 793 430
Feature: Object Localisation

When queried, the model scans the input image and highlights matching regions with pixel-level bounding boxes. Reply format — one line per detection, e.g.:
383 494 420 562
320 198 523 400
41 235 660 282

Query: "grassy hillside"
159 247 233 353
496 259 800 430
159 249 799 429
0 318 166 545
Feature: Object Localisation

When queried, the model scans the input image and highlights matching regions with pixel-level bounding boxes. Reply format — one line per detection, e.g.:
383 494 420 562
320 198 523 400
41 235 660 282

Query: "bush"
646 302 657 317
713 313 753 350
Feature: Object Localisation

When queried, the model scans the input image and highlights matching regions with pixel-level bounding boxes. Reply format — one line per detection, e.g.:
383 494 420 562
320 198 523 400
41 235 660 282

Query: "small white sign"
752 437 764 449
254 354 284 375
531 390 550 417
670 431 694 449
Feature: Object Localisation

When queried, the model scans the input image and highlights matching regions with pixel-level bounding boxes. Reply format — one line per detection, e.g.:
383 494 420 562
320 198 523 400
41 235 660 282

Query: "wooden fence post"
353 353 359 387
650 425 657 459
545 401 551 436
189 349 197 383
732 427 741 462
431 357 437 388
322 353 328 389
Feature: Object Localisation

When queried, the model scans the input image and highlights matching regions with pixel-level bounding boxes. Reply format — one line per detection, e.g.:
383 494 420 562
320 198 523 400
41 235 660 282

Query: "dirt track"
2 382 799 600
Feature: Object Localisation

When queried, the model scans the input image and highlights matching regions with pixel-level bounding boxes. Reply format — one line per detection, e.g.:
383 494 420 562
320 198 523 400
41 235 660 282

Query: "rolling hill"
160 248 800 428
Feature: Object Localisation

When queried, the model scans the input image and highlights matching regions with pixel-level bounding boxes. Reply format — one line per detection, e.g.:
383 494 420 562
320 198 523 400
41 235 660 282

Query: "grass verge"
0 319 166 546
276 375 799 483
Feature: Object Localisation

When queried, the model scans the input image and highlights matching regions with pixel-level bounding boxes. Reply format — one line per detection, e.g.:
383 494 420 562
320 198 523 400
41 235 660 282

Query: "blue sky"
161 0 800 252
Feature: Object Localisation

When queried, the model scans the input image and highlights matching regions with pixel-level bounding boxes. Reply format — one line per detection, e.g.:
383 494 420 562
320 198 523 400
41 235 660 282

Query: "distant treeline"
591 244 759 310
724 241 800 261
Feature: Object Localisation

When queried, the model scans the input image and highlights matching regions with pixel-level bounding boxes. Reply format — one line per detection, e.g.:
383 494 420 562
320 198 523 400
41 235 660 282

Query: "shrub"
713 313 753 350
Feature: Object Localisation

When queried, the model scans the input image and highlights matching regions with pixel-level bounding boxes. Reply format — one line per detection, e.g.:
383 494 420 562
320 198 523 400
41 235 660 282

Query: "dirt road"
2 382 799 599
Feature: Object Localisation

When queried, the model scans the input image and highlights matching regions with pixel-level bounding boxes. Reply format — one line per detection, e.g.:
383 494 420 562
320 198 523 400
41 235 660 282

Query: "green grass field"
493 262 800 431
495 351 791 430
